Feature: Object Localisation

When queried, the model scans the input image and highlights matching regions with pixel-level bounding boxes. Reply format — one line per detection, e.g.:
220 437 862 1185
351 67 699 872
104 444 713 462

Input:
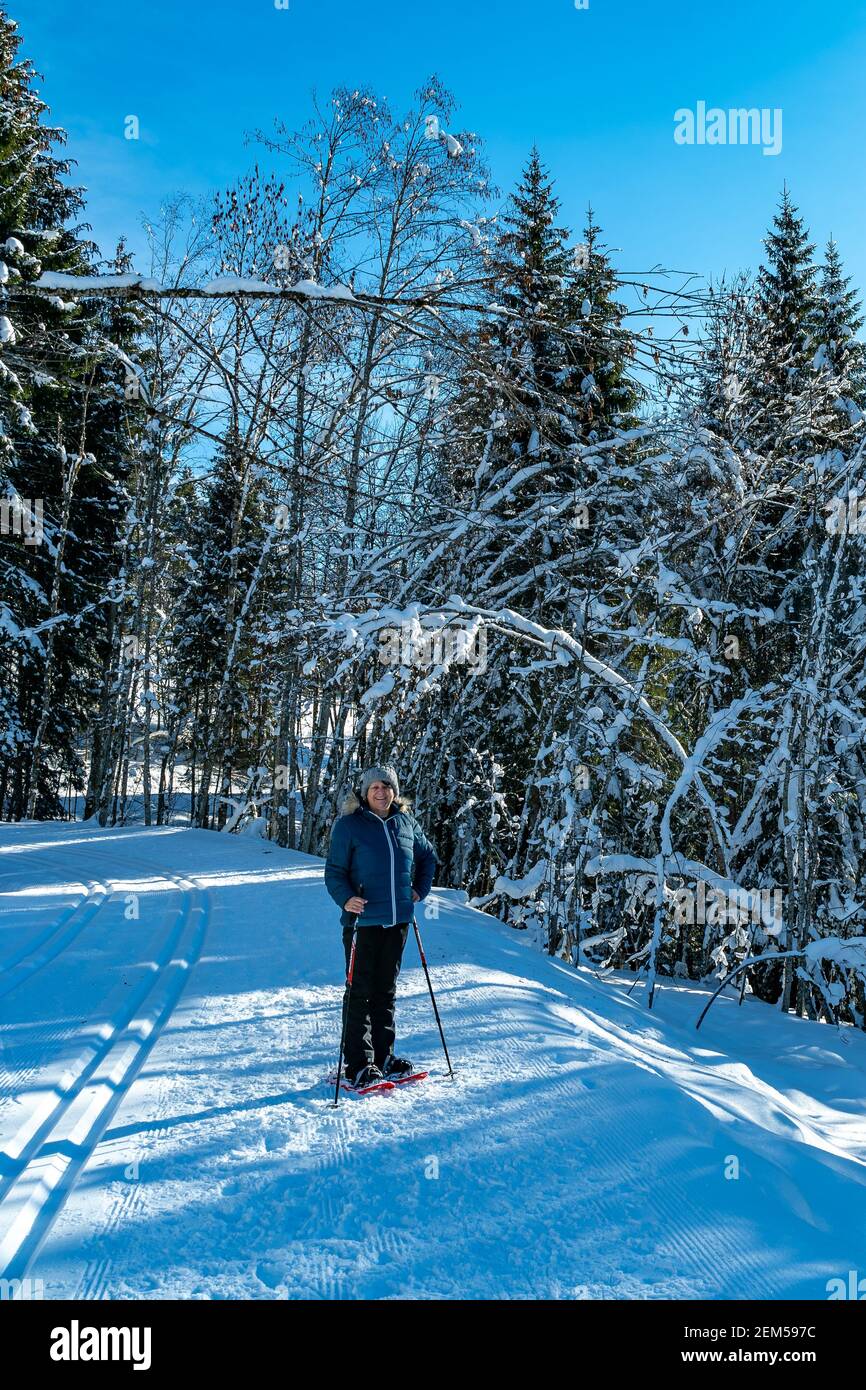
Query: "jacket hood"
339 790 413 817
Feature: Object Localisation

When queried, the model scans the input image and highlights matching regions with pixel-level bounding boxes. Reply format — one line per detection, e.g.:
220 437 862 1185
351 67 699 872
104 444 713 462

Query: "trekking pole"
413 913 455 1079
334 882 363 1108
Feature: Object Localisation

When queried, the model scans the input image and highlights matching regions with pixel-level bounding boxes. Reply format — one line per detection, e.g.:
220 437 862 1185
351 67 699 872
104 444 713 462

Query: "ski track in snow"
0 825 210 1285
1 822 865 1300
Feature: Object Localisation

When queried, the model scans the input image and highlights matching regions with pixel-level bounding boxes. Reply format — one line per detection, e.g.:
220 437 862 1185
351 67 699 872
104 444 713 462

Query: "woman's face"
366 780 395 815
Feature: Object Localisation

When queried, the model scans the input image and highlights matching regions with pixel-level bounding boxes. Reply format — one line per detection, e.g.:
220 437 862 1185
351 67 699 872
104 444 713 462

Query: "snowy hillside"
1 821 865 1300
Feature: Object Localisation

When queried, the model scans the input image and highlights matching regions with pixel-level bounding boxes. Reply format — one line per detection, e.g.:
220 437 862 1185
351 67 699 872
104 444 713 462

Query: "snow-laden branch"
324 597 733 874
27 271 515 323
470 858 549 908
584 852 782 931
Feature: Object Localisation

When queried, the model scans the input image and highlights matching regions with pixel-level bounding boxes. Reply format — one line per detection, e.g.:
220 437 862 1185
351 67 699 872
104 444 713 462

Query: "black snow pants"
341 923 410 1077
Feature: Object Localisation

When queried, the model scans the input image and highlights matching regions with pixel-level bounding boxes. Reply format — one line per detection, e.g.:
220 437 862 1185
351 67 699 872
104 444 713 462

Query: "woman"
324 764 437 1088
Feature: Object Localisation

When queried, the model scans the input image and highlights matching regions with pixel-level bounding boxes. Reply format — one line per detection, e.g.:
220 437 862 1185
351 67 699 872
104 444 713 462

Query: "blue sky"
18 0 866 304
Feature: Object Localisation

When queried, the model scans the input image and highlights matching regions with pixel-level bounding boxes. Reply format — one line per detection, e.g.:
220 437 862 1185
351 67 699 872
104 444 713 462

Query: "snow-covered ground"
1 821 865 1300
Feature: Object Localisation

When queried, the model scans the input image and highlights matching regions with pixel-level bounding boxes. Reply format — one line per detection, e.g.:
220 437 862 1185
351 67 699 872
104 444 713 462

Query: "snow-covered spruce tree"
352 157 656 938
694 213 863 466
567 207 642 440
744 189 862 465
811 237 866 437
75 237 151 823
413 148 587 895
668 198 861 722
0 11 131 820
747 188 820 457
499 205 654 953
728 202 866 1016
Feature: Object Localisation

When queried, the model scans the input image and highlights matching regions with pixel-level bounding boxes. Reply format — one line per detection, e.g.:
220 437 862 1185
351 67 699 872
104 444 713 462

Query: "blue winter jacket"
324 796 437 928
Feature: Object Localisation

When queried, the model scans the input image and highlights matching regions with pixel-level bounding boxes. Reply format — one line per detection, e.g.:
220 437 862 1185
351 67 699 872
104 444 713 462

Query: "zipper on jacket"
379 817 397 926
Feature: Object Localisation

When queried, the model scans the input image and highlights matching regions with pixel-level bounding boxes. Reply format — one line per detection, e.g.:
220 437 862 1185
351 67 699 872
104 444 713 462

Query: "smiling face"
366 779 395 816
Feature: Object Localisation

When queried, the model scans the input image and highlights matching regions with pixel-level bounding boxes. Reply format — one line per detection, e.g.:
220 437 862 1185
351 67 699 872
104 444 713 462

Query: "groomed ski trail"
0 825 210 1286
1 822 865 1300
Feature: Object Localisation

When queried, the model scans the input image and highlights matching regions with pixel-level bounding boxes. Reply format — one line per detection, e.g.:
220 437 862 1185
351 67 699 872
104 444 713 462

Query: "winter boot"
353 1063 386 1088
381 1053 415 1080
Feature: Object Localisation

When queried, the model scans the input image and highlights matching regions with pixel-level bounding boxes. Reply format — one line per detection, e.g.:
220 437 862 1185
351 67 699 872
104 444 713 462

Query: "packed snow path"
1 823 865 1300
